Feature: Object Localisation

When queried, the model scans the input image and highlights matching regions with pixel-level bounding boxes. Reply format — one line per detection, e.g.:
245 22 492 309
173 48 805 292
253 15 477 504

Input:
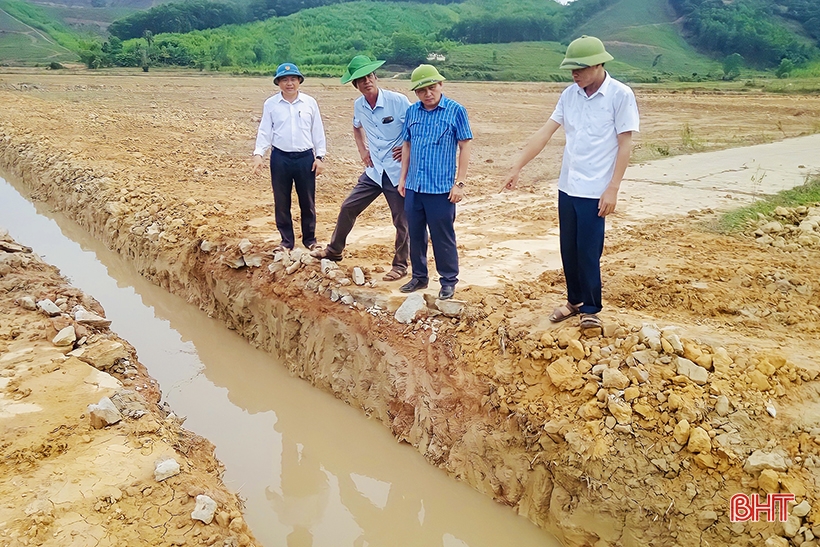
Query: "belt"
273 147 313 158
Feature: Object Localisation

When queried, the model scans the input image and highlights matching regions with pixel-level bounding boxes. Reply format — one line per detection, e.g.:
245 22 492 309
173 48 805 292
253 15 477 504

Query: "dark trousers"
327 171 409 272
270 148 316 249
558 190 606 314
405 189 458 287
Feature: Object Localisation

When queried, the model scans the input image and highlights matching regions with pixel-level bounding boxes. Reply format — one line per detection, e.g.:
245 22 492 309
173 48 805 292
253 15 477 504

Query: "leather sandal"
382 269 406 281
580 313 603 330
549 302 581 323
310 247 342 261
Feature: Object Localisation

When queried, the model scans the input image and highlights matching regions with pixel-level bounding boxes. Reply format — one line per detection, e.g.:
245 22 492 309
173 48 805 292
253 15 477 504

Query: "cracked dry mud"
2 70 820 547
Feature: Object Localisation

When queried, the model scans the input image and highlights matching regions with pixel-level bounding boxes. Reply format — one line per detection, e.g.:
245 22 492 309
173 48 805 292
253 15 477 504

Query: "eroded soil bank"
0 232 258 547
2 71 820 547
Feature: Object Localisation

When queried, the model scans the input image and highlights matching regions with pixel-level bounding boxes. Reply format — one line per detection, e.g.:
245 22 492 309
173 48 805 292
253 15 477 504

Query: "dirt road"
2 69 820 547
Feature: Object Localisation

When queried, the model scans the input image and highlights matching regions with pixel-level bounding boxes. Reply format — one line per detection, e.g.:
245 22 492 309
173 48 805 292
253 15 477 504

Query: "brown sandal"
382 269 407 281
549 302 581 323
580 313 603 330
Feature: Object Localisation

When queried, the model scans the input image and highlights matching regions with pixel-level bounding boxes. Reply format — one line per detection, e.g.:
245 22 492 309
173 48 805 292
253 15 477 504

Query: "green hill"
572 0 721 75
0 0 79 64
2 0 819 80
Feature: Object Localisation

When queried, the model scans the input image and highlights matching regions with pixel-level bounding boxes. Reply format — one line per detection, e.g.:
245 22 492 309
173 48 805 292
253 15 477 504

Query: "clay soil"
2 69 820 547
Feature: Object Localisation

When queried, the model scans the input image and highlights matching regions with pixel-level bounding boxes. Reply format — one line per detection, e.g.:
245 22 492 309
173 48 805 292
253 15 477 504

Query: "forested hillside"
670 0 816 67
3 0 820 81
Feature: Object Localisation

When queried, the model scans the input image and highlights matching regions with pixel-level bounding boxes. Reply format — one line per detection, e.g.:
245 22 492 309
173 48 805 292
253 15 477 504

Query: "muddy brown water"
0 174 561 546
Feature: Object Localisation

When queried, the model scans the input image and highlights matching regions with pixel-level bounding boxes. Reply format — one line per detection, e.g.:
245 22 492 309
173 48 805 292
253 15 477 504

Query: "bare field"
2 69 820 547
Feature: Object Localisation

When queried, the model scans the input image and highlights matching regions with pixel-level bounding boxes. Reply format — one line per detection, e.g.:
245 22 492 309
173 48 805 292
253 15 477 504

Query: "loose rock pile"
460 313 820 546
753 205 820 250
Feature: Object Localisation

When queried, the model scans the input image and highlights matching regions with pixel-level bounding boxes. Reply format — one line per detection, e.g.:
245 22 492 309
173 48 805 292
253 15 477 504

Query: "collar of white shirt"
575 71 613 99
276 91 303 104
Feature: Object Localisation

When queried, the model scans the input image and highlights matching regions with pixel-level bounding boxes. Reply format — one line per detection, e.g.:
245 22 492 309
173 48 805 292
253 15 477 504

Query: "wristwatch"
316 156 324 161
456 181 465 188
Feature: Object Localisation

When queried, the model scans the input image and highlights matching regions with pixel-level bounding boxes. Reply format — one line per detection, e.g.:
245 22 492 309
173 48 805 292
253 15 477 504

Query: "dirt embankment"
2 72 820 547
0 233 257 547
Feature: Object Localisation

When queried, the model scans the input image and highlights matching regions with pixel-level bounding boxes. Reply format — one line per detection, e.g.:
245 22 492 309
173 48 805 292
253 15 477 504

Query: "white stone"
200 240 214 252
639 325 662 351
88 397 122 429
793 500 811 518
766 401 777 418
340 295 355 305
37 299 61 316
285 261 301 275
19 296 36 310
74 307 112 328
715 395 730 416
242 254 263 267
675 356 709 385
321 258 338 274
154 458 181 482
744 450 788 473
395 294 426 324
352 267 365 286
238 239 252 254
191 494 217 524
760 220 783 234
52 325 76 347
764 536 789 547
661 331 684 355
782 514 801 537
435 299 465 317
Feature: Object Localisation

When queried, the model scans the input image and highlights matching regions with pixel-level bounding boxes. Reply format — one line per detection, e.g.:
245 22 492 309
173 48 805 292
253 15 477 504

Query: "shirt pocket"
432 122 452 146
381 117 403 142
297 107 313 129
584 104 615 140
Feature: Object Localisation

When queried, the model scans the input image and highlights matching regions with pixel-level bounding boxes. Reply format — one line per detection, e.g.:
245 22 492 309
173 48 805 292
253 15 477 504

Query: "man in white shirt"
501 36 640 330
253 63 327 252
311 55 412 282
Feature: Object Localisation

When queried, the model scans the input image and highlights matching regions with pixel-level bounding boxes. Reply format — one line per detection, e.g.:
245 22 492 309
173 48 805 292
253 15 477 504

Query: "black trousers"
405 189 458 287
270 148 316 249
326 171 409 272
558 190 606 314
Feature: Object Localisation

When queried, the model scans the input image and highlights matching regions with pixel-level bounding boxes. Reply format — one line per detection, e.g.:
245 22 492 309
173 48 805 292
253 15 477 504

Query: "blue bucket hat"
274 62 304 85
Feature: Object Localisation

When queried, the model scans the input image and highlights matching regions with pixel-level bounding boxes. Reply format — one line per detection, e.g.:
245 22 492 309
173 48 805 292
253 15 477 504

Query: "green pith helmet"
559 35 614 70
410 64 446 91
341 55 386 85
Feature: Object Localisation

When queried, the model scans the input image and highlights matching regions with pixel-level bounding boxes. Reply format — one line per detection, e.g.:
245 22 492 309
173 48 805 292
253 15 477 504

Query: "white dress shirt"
550 72 640 199
254 91 327 157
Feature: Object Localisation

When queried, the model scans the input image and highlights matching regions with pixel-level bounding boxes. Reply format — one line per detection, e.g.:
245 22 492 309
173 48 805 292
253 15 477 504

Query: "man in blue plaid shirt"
398 65 473 301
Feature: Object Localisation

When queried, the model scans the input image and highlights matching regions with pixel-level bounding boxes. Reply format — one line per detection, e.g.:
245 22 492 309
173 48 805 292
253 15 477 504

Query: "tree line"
442 0 614 44
670 0 818 67
108 0 463 40
772 0 820 42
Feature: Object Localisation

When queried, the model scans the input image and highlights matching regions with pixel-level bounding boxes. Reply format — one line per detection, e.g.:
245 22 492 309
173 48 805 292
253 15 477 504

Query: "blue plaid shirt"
402 95 473 194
